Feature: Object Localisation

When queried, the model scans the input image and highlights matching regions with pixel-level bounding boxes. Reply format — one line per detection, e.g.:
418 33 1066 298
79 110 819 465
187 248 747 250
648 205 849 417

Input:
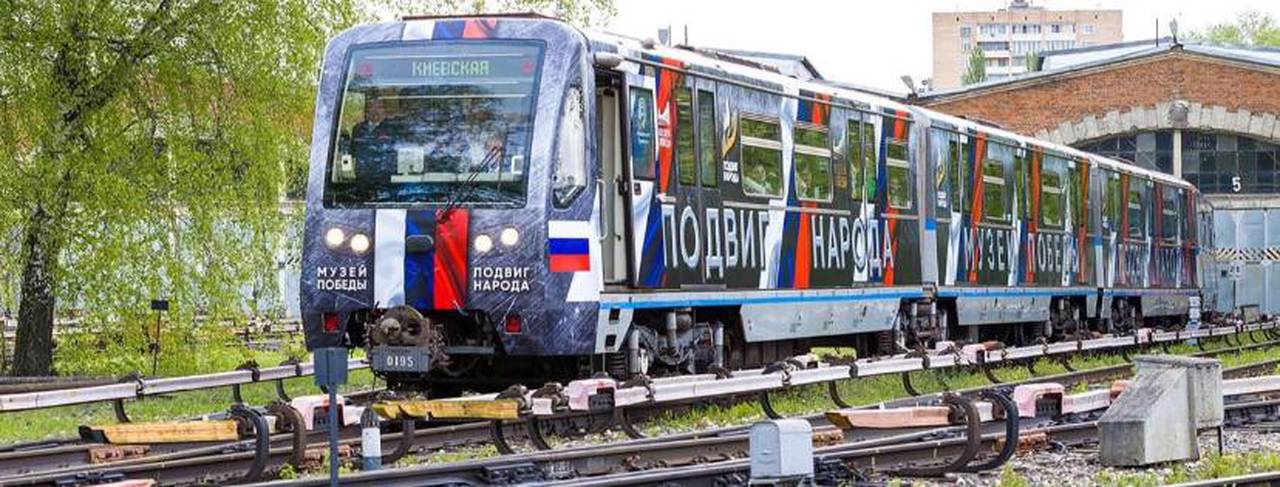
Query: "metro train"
299 14 1215 393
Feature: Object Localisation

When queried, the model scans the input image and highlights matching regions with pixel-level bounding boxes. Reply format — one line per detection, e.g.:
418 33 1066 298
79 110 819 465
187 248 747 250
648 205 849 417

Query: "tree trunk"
12 208 57 376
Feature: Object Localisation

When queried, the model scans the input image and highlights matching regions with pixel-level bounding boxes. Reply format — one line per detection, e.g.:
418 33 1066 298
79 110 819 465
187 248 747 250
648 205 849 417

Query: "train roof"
578 26 1193 192
376 15 1195 193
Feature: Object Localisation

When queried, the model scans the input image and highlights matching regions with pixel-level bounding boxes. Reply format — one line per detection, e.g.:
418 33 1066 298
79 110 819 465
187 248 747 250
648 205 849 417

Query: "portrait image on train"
298 15 1213 394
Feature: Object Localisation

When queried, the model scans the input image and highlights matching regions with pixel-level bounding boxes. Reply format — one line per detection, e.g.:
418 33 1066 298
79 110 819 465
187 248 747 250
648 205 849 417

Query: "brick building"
917 39 1280 312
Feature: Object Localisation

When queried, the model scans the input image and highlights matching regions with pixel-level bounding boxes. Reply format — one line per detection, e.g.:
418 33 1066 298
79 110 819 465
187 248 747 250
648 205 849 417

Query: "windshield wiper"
438 145 504 223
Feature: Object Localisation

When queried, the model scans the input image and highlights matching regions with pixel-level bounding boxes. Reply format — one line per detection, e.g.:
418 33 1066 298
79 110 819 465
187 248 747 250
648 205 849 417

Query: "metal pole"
152 311 161 376
328 385 339 486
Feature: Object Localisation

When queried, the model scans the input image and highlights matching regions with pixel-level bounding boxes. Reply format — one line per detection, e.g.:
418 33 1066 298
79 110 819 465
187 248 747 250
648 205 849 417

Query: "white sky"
605 0 1278 93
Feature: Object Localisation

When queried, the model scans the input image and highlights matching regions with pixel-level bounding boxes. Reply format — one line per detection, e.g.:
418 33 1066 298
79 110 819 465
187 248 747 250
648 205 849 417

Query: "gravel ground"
880 428 1280 486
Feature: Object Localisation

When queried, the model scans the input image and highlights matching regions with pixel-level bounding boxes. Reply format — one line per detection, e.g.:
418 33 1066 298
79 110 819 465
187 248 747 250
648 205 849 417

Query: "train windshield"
325 40 545 207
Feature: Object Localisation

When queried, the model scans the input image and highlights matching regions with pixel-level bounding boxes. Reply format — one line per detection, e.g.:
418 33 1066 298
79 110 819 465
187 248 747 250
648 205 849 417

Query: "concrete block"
1083 116 1099 139
1212 105 1229 129
1144 105 1160 129
1135 355 1223 429
1187 102 1203 127
750 419 813 482
1260 113 1277 140
1235 110 1252 133
1155 101 1172 128
1099 355 1222 467
1057 120 1077 144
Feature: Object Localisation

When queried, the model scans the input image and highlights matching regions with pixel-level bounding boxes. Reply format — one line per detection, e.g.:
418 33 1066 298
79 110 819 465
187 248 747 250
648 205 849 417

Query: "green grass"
996 464 1032 487
0 348 380 444
1093 450 1280 486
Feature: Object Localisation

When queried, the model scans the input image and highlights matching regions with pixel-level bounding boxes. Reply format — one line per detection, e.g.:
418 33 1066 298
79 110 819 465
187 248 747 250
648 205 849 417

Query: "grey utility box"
1099 355 1222 467
749 419 813 483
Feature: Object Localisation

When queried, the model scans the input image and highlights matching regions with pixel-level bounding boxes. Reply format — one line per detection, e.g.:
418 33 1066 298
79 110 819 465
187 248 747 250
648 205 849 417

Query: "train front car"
300 17 598 392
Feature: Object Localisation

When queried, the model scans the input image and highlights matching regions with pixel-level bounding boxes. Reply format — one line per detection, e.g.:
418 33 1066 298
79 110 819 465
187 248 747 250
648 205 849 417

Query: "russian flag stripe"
549 254 590 272
548 238 589 255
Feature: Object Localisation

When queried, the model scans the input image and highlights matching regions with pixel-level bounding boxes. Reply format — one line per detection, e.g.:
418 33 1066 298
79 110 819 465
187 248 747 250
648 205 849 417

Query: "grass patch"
995 464 1032 487
1093 450 1280 486
0 344 380 444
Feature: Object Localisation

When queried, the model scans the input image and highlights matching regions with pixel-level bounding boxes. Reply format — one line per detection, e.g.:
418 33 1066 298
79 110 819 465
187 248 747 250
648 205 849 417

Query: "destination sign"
411 59 491 77
350 42 543 85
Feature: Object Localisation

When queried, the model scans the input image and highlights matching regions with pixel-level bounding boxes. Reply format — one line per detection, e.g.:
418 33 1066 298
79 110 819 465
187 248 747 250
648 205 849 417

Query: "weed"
995 464 1031 487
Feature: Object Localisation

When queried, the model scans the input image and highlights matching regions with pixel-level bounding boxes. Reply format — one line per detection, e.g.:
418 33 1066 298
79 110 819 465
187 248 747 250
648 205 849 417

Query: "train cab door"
685 79 725 288
596 71 629 285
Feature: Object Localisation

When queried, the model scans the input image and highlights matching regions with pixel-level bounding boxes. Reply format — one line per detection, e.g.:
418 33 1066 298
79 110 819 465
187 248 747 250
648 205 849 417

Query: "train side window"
740 116 783 198
1162 186 1180 242
982 159 1007 221
1039 158 1059 229
1105 173 1121 228
848 119 865 202
697 90 718 187
676 87 695 186
862 121 878 200
552 85 587 208
1071 161 1085 230
629 88 656 180
1127 184 1145 239
1014 150 1028 221
794 125 832 202
886 138 911 209
946 138 960 210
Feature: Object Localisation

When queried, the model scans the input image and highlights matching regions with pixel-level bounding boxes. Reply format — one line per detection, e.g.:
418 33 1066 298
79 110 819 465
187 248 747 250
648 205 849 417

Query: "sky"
604 0 1277 93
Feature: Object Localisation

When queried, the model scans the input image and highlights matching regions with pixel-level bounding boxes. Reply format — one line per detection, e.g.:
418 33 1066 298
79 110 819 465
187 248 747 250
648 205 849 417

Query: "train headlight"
499 227 520 247
349 233 371 254
324 227 346 249
473 234 494 254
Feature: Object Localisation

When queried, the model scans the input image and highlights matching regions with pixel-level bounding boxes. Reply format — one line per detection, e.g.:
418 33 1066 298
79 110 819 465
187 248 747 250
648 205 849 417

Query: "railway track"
246 354 1280 486
3 322 1277 486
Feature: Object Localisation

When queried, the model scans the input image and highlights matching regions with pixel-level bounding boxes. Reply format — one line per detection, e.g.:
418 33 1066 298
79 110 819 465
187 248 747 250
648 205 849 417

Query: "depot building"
916 38 1280 313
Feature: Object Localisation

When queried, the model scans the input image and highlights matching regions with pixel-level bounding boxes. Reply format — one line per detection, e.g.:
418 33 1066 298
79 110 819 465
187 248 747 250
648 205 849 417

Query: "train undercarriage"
355 293 1201 396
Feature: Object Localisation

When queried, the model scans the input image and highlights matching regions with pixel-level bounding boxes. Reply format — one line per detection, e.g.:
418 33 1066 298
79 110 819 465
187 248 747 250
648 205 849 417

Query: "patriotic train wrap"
300 16 1212 386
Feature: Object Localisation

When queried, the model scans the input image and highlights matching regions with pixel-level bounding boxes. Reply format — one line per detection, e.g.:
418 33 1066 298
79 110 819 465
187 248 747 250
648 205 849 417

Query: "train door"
595 71 629 285
692 80 725 287
623 74 662 288
669 78 724 288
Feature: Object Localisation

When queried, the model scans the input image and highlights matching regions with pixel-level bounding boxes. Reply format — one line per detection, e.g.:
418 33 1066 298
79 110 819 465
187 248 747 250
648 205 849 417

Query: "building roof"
698 47 825 81
920 39 1280 102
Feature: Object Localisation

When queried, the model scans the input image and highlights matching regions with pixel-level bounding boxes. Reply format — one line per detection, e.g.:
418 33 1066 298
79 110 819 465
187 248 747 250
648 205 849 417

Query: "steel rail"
232 349 1280 487
377 322 1277 423
1166 470 1280 486
0 358 368 412
5 326 1275 485
523 395 1280 487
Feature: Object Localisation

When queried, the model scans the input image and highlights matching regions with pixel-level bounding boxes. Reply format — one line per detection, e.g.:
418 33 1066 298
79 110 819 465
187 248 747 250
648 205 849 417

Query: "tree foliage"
962 46 987 86
1 0 613 376
1190 11 1280 48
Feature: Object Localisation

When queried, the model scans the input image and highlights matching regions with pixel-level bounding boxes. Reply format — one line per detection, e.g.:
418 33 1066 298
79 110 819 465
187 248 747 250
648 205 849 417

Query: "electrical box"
313 347 349 388
749 419 813 482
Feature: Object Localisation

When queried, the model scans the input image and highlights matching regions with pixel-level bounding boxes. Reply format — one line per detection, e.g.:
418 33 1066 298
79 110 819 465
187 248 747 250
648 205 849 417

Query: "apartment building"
931 0 1122 89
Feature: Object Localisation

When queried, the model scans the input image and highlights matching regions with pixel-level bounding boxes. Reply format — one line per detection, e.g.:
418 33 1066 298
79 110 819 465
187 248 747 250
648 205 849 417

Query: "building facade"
918 40 1280 313
931 0 1121 89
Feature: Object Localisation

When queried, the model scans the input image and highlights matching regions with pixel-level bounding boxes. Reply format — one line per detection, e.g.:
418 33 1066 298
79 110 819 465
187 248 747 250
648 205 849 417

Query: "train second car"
299 15 1209 394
